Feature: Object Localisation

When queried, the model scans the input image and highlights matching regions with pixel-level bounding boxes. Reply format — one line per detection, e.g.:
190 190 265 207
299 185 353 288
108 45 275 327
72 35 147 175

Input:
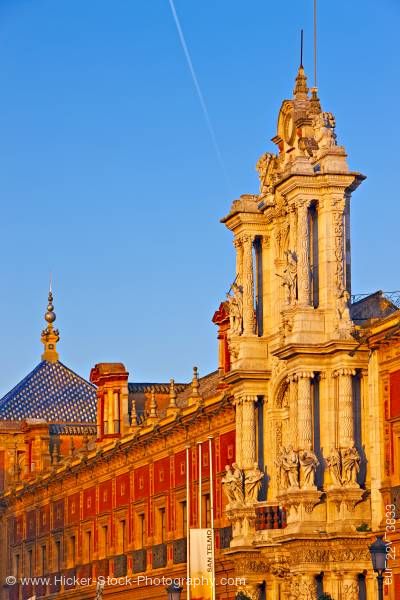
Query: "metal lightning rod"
314 0 318 88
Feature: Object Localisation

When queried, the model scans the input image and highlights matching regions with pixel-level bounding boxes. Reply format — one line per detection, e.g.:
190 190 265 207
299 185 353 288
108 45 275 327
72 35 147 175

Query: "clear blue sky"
0 0 398 395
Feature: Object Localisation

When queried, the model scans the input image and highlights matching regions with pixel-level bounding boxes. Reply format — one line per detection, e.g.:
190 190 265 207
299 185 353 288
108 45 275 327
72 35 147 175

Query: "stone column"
297 200 311 306
234 396 243 467
242 234 255 335
234 236 244 286
334 369 356 447
296 371 314 450
288 374 298 447
241 395 257 469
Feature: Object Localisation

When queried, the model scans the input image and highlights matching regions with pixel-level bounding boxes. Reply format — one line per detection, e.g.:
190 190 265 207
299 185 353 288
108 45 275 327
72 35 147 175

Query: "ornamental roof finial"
41 282 60 363
293 64 309 100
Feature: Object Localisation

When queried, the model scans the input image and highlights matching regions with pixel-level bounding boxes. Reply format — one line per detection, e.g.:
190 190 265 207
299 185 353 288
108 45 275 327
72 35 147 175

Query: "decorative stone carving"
276 445 299 489
256 151 279 196
341 444 361 487
289 576 317 600
326 447 342 486
313 111 337 149
333 210 345 296
337 289 351 321
236 583 261 600
222 464 245 505
227 282 243 336
299 449 319 488
342 581 359 600
279 249 298 305
244 463 264 504
95 580 105 600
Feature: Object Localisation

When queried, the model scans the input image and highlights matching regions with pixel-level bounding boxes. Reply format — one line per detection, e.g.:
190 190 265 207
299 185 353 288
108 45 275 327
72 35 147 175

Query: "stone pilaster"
296 371 314 450
296 200 311 306
331 196 346 296
334 368 356 447
241 395 257 469
242 234 255 335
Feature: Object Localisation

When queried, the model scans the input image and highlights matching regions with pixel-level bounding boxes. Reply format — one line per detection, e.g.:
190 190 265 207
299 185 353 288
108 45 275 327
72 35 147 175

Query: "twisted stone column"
334 368 356 447
297 200 311 306
242 234 255 335
241 395 257 469
234 236 244 287
288 374 298 447
296 371 314 450
234 396 243 466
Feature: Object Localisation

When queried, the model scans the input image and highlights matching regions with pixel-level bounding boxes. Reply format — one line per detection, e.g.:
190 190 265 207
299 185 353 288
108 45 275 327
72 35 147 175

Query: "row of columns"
234 368 356 469
232 196 348 313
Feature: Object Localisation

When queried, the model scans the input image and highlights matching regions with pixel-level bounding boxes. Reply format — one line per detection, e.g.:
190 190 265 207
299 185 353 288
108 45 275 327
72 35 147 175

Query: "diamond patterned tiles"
0 361 96 423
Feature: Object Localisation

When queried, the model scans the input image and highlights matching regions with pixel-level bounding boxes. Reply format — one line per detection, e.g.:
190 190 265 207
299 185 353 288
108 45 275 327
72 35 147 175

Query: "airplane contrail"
167 0 231 191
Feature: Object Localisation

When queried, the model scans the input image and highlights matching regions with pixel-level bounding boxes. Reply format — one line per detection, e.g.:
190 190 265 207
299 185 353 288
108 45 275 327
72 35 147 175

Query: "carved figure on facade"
276 445 300 489
299 449 319 488
341 444 361 487
313 111 337 150
222 463 245 505
226 282 243 336
326 447 342 486
337 289 351 321
256 151 279 196
95 579 105 600
244 462 264 504
278 250 297 305
289 577 317 600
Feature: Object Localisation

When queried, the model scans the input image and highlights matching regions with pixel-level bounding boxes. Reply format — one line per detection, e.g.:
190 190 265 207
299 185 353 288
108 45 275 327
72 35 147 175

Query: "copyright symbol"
6 576 16 585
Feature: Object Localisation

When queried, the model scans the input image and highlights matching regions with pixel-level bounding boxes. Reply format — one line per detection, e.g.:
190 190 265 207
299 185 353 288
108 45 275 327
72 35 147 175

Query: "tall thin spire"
41 284 60 362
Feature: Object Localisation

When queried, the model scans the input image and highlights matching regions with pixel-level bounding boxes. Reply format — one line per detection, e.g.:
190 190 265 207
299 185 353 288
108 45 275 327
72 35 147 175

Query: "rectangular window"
138 513 145 549
41 546 46 576
85 531 92 563
100 525 108 559
118 519 126 553
27 549 33 577
55 540 61 572
180 501 187 536
158 508 166 543
15 554 20 578
114 391 120 434
202 494 211 528
69 535 76 567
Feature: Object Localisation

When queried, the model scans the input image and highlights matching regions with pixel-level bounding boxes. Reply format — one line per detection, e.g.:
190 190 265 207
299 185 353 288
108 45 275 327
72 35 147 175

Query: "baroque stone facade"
0 65 399 600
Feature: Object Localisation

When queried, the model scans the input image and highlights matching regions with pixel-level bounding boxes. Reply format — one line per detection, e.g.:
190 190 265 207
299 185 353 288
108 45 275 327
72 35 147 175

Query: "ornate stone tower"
222 66 377 598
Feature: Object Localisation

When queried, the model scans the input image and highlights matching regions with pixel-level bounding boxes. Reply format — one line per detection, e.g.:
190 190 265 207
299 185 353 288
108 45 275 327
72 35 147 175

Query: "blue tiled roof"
0 361 97 423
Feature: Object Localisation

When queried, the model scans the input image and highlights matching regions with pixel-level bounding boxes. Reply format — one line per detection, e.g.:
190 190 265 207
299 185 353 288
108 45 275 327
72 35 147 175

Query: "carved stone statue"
326 448 342 486
299 449 319 488
341 444 361 487
226 282 243 336
277 445 299 489
222 463 244 505
244 463 264 504
337 289 351 321
95 580 105 600
314 111 337 149
281 250 297 305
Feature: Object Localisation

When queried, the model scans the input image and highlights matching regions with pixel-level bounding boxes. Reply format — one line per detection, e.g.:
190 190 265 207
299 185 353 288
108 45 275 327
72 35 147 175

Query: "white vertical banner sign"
188 438 215 600
189 528 214 600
